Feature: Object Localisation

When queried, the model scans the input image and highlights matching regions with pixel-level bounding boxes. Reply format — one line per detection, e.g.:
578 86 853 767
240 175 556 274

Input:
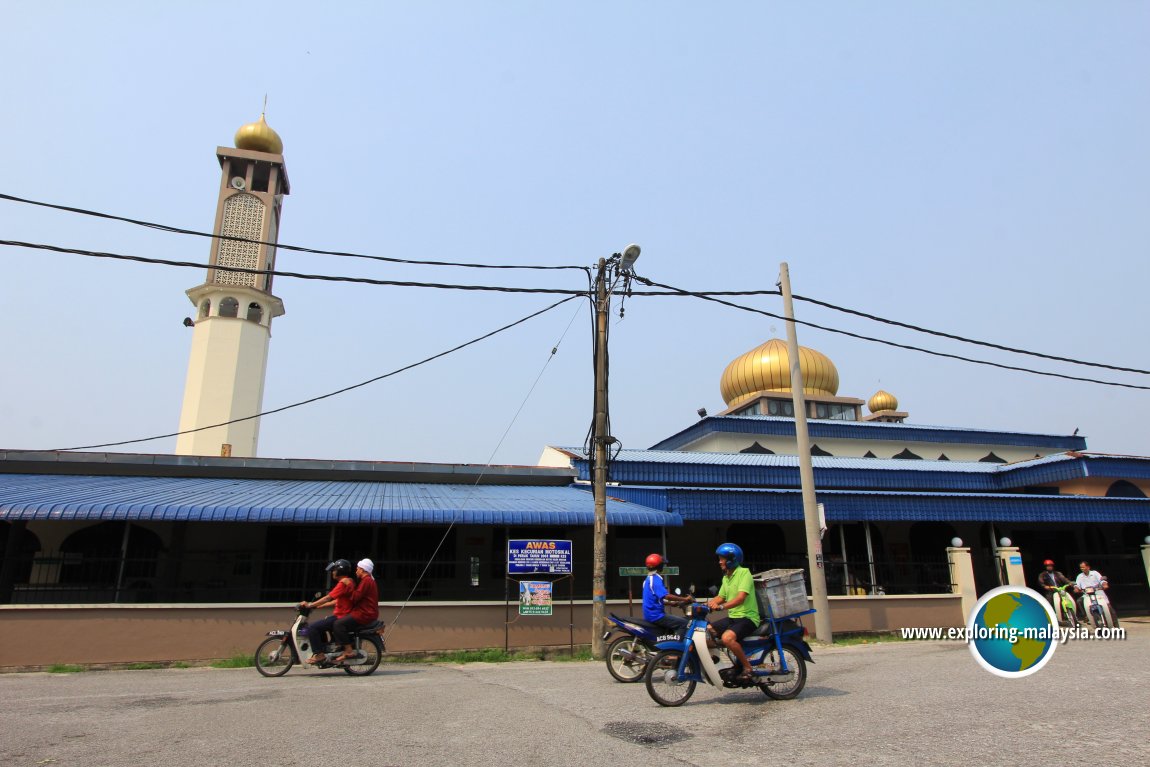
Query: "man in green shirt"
707 542 760 682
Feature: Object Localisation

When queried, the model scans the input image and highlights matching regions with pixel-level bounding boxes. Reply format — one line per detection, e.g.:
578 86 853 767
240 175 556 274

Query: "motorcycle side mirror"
314 592 323 599
707 585 719 597
674 588 682 596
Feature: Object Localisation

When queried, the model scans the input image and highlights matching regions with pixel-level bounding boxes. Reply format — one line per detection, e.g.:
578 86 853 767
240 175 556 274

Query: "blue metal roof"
554 448 1150 493
650 416 1088 452
605 485 1150 524
0 474 681 527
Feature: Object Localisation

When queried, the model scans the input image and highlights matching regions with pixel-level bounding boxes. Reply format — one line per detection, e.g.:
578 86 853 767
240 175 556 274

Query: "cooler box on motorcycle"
754 569 808 618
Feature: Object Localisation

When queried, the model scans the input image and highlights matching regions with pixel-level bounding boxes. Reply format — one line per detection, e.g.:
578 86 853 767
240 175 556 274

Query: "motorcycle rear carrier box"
754 569 808 618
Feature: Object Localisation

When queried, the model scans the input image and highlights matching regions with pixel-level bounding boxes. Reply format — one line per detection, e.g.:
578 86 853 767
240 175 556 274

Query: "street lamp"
590 245 639 660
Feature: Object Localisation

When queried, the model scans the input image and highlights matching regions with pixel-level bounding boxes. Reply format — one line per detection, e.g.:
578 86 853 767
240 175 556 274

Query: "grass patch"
384 647 593 664
123 662 165 671
209 654 256 668
830 632 914 646
46 664 87 673
170 662 190 669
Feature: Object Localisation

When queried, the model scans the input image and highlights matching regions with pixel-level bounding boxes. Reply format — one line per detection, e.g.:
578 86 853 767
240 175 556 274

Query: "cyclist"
1036 559 1073 619
642 553 692 633
706 542 760 683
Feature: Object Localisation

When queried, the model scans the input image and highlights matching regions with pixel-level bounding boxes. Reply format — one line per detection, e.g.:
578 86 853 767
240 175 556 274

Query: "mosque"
1 116 1148 620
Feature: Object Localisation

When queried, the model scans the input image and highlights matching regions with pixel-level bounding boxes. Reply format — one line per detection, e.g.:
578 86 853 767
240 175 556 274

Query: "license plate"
266 630 287 637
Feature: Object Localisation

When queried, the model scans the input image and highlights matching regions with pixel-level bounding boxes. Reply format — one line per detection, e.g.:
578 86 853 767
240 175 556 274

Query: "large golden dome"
720 338 840 408
867 390 899 413
234 113 283 154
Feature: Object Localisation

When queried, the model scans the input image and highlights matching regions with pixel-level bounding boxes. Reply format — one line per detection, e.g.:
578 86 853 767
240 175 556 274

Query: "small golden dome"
868 390 899 413
720 338 839 408
234 113 283 154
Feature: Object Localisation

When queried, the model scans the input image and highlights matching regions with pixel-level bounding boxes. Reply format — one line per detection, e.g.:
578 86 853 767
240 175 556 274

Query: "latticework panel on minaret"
214 193 265 288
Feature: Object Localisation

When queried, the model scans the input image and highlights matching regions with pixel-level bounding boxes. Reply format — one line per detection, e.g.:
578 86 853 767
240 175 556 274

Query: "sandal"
736 669 755 683
305 654 324 665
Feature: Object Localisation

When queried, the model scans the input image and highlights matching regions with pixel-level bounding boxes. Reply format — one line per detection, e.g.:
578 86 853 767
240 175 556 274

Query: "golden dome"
868 390 899 413
720 338 840 408
234 113 283 154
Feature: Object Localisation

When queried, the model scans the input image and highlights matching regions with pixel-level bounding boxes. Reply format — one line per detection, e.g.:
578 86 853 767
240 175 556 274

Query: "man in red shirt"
301 559 356 664
332 558 380 663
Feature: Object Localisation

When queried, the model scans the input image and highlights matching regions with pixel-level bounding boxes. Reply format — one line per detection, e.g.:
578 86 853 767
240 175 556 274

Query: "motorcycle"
1050 584 1078 628
1080 586 1114 630
254 604 385 677
643 602 814 707
603 608 689 683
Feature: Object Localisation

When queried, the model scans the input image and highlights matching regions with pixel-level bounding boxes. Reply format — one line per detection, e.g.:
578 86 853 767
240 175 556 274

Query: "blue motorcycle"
643 603 814 706
603 611 688 682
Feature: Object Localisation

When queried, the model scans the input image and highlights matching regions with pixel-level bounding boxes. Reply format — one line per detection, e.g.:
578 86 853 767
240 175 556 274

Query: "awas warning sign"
507 540 573 574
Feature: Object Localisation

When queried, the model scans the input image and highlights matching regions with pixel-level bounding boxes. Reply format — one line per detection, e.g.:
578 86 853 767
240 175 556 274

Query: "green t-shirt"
719 566 760 624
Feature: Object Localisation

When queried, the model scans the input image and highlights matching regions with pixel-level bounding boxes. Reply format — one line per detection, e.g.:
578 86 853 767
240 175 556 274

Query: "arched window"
198 299 211 319
219 297 239 318
1106 480 1146 498
246 302 263 323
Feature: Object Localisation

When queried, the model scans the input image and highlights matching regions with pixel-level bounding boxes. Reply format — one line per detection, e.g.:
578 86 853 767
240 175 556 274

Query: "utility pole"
779 262 833 643
591 256 610 660
590 245 640 660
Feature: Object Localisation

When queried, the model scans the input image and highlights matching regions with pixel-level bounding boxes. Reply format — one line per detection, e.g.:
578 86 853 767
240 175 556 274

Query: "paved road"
2 621 1147 767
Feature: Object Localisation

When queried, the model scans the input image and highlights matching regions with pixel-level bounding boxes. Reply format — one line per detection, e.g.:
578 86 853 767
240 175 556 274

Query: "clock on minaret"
175 113 290 458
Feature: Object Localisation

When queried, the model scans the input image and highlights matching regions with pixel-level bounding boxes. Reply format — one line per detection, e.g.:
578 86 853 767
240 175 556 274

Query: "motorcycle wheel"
761 646 807 700
644 650 697 707
254 636 295 677
1060 599 1078 629
343 635 383 676
606 636 650 683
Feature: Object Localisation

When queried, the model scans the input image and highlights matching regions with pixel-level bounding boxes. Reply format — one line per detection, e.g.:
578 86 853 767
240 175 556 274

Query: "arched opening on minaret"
246 302 264 323
219 297 239 318
198 299 211 319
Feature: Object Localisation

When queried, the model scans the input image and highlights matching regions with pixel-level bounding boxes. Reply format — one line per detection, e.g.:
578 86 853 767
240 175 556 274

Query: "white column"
995 545 1025 587
947 546 978 620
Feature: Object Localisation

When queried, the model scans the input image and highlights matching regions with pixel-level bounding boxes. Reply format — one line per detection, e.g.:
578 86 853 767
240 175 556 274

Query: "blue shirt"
643 573 668 622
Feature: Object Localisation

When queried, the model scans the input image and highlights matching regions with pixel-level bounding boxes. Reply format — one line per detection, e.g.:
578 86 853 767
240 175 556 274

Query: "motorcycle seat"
351 620 384 634
608 614 662 632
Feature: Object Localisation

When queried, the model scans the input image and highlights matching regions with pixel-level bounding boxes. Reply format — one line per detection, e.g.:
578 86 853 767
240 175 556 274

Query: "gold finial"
234 105 284 154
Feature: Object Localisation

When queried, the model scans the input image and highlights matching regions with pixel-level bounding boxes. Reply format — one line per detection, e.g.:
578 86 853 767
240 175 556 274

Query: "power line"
385 297 586 640
791 293 1150 376
0 191 588 272
632 275 1150 392
53 295 581 451
0 239 587 296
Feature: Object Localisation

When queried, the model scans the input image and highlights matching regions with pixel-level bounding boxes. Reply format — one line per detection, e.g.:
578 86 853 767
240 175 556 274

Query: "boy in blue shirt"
642 553 692 632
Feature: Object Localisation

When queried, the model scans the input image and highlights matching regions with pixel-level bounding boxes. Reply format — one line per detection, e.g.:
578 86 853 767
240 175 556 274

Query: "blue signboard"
1009 555 1022 565
507 540 573 574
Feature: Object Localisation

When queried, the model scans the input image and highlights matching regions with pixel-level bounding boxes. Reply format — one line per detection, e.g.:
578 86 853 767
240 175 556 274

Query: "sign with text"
519 581 553 615
619 566 680 576
507 540 573 574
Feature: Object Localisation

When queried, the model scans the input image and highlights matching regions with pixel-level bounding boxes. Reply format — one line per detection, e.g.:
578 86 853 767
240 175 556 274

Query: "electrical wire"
384 296 587 639
0 239 587 295
632 275 1150 392
53 295 581 451
791 293 1150 376
0 191 588 272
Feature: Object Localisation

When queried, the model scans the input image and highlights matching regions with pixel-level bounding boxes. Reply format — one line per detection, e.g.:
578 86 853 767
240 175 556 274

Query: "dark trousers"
333 616 369 646
306 615 339 653
653 615 688 633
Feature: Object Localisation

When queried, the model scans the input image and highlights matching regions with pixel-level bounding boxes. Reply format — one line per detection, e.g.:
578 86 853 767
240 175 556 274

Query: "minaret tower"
175 113 289 457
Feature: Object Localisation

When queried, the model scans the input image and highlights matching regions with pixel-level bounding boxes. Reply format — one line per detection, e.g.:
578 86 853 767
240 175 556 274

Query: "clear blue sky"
1 2 1147 465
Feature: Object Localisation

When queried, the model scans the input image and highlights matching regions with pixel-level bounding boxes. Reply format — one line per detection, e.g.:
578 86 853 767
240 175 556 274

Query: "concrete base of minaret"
175 284 283 457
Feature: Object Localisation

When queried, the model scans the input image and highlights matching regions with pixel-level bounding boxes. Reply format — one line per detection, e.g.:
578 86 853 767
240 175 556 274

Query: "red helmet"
1043 559 1055 567
645 553 664 570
